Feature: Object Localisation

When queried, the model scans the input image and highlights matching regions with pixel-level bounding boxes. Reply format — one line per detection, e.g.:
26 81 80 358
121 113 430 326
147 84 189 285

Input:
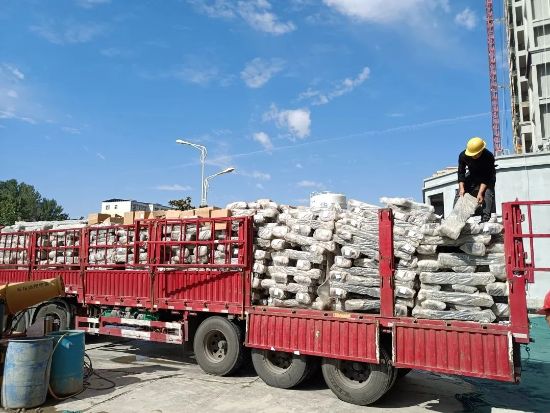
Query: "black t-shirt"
457 148 496 188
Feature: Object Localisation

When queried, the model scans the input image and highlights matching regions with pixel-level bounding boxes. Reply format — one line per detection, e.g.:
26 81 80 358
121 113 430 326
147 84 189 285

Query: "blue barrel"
48 330 85 397
1 337 54 409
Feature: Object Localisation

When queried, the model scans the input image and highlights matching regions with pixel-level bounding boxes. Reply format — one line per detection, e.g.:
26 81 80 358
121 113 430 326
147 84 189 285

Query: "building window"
114 205 118 210
106 205 110 210
429 193 445 217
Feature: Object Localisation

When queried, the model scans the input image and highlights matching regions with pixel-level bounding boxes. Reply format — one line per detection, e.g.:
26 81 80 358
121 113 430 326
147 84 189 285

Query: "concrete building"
505 0 550 153
101 199 170 215
422 152 550 309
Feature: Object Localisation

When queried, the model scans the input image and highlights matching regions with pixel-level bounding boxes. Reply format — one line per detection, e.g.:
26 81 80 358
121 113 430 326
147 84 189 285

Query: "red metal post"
486 0 503 155
379 209 394 318
502 202 529 342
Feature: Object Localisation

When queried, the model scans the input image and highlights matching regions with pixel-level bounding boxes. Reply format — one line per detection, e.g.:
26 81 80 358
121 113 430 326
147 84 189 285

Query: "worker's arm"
477 183 487 204
457 153 466 197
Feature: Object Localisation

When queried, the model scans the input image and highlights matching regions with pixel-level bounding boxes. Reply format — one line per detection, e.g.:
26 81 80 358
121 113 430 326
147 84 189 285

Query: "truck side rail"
503 200 550 343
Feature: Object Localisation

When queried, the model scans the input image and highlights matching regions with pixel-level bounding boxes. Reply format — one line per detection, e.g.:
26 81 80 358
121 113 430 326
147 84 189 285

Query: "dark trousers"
454 178 495 222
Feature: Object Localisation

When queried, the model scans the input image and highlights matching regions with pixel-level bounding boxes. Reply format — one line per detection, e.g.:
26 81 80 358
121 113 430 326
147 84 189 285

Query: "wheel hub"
340 360 370 383
204 330 227 363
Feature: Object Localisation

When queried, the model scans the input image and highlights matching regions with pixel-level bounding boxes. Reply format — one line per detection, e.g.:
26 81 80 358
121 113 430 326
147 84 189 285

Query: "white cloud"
30 21 105 45
3 64 24 80
100 47 132 58
256 183 265 190
264 105 311 139
155 184 192 191
299 66 370 106
241 58 284 88
323 0 446 24
61 126 81 134
455 8 477 30
0 110 36 124
296 163 303 169
96 152 106 160
76 0 111 8
189 0 295 35
297 180 323 188
253 131 274 150
6 90 18 98
252 171 271 180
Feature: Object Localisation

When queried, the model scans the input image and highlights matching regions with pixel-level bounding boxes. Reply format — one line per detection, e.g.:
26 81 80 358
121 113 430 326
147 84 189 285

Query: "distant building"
423 152 550 309
505 0 550 153
101 199 170 215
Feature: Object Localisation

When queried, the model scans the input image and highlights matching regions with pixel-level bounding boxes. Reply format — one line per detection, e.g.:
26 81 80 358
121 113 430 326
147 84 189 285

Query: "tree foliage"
0 179 69 226
168 197 194 211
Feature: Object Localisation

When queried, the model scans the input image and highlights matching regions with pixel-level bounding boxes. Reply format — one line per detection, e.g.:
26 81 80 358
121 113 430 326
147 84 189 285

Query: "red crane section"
486 0 503 155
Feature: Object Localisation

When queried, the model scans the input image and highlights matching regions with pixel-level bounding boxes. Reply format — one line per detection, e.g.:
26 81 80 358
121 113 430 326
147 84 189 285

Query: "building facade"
506 0 550 153
101 199 170 215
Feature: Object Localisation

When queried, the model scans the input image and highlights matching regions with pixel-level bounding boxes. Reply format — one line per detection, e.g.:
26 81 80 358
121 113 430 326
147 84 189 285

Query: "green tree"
0 179 69 226
168 197 194 211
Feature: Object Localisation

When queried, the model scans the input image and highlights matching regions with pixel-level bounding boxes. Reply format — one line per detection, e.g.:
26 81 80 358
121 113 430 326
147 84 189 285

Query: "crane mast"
486 0 503 155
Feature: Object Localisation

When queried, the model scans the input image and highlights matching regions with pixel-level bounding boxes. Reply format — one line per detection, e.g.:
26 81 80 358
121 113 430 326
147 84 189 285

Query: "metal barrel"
1 337 54 409
47 330 85 397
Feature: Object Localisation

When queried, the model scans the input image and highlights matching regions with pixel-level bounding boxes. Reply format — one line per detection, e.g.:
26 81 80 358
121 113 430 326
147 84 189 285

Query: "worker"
538 291 550 327
456 137 496 223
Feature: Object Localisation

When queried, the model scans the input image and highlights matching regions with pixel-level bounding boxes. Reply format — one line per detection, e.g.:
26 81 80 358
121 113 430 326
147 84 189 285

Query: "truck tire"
33 302 71 331
251 349 310 389
194 316 244 376
321 349 393 406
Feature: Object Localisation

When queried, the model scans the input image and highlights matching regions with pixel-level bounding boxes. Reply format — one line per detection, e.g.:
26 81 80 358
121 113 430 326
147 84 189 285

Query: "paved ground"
8 316 550 413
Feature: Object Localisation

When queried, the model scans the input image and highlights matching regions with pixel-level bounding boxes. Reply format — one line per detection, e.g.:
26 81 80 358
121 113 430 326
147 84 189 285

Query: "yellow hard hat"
465 137 486 157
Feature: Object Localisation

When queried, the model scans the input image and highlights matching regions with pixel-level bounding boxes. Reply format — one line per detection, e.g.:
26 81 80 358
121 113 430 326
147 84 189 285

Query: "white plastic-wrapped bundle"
421 300 447 310
485 282 509 296
412 307 496 323
419 272 495 286
459 242 486 256
438 194 478 240
417 289 494 307
438 253 504 268
452 285 478 294
344 299 380 312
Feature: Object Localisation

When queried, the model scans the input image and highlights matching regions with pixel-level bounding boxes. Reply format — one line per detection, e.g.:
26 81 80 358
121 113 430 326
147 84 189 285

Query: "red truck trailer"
0 201 545 406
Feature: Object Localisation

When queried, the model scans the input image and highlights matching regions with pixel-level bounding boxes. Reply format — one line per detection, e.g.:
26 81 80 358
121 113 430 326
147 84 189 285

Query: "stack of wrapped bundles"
413 194 509 323
88 226 149 267
159 220 240 268
228 199 336 309
1 220 87 268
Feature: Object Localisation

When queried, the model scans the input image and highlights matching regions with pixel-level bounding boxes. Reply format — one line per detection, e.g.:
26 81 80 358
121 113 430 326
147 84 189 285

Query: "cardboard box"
133 211 147 221
147 211 166 219
87 213 111 225
210 208 231 230
123 212 135 225
165 210 183 219
194 206 220 218
103 216 124 225
180 210 195 218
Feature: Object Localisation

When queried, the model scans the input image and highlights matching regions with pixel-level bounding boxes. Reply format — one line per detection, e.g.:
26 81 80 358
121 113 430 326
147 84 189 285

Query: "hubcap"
339 360 371 385
204 330 227 363
265 351 293 372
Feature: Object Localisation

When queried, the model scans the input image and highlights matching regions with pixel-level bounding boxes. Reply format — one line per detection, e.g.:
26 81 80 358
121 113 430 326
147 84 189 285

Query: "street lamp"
176 139 208 206
204 167 235 206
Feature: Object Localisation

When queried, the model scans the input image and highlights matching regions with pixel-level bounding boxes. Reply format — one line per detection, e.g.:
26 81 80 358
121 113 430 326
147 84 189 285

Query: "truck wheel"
194 316 244 376
33 302 71 331
251 349 310 389
321 350 393 406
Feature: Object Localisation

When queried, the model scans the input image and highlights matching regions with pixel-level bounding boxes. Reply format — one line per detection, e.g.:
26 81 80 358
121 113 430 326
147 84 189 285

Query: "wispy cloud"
296 163 303 169
189 0 296 35
297 180 324 188
30 20 105 45
155 184 192 191
76 0 111 8
241 57 285 88
2 64 24 80
61 126 81 134
96 152 106 160
100 47 133 58
253 131 274 150
299 66 370 106
256 183 265 190
455 8 477 30
323 0 448 24
263 104 311 139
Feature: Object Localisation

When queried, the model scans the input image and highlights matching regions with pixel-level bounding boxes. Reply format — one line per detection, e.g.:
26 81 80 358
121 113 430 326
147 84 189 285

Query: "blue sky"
0 0 510 217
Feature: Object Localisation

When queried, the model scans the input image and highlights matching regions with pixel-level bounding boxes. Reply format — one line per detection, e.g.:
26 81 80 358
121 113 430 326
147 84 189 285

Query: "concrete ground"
10 316 550 413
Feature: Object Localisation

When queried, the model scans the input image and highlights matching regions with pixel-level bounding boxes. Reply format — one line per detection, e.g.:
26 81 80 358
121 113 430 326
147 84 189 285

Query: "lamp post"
176 139 208 206
204 167 235 206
